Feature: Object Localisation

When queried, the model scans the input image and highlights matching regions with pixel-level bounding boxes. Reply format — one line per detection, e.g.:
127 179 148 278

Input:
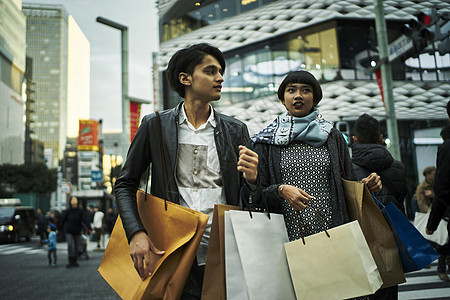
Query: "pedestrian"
427 114 450 282
93 206 104 248
414 166 436 213
46 223 57 267
114 43 259 299
36 208 46 247
352 113 409 211
104 208 117 237
58 196 91 269
351 113 409 299
251 70 381 296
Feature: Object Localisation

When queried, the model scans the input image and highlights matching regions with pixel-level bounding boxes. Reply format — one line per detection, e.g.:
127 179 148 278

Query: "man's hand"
278 185 314 211
129 231 165 280
361 172 382 193
237 145 258 184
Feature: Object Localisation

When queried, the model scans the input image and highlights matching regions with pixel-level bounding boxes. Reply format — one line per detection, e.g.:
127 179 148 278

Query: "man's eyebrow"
204 64 223 73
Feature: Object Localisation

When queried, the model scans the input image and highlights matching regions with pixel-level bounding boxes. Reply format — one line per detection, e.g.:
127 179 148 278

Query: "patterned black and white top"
280 141 333 241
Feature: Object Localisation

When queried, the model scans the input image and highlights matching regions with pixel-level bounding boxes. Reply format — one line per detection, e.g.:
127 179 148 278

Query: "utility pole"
96 17 130 160
374 0 401 161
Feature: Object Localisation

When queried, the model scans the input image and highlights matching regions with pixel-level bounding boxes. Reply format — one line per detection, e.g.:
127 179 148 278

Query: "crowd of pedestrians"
34 197 118 269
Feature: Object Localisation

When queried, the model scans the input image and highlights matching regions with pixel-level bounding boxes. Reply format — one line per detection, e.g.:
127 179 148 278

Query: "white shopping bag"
414 211 449 246
284 220 383 300
224 210 296 300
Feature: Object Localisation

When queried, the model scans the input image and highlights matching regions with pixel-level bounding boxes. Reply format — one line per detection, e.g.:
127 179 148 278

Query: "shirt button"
194 131 198 134
193 170 198 175
194 149 198 154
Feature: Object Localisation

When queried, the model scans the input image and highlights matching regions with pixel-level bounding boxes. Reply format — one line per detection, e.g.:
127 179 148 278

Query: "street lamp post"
96 16 130 160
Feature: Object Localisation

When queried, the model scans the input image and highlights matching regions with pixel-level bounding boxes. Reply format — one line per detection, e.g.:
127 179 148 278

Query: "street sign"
91 170 104 182
388 34 413 61
61 182 71 193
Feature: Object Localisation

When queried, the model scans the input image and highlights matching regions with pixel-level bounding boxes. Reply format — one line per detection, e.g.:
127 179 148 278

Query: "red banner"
78 119 99 151
375 70 386 109
130 101 142 143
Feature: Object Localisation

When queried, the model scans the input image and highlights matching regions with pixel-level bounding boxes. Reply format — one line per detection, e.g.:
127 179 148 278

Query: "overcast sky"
23 0 159 131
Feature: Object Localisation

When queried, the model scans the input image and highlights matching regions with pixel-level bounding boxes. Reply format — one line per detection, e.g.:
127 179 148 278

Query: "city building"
157 0 449 216
0 0 26 164
22 3 90 168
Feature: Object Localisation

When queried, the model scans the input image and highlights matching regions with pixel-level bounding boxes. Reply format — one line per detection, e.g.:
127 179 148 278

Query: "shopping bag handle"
239 189 271 220
371 192 384 210
296 201 330 245
142 111 168 211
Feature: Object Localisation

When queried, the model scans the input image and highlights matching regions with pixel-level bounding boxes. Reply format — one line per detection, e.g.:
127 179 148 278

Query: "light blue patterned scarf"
252 108 333 147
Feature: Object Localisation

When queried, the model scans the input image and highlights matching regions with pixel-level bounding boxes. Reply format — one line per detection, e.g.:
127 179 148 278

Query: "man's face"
280 83 315 118
186 54 224 102
70 197 78 208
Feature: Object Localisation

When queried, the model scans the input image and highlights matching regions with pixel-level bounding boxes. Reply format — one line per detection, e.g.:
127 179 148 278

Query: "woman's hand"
361 172 382 193
278 185 314 210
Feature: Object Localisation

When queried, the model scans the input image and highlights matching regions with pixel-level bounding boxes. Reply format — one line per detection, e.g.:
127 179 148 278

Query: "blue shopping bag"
373 195 440 273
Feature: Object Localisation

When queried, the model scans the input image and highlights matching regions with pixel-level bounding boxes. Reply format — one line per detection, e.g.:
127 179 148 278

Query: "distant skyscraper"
0 0 26 164
22 3 90 168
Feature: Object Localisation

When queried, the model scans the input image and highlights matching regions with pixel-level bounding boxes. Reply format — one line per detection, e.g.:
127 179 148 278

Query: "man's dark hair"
353 113 381 144
166 43 226 98
423 166 436 176
440 123 450 141
277 70 323 104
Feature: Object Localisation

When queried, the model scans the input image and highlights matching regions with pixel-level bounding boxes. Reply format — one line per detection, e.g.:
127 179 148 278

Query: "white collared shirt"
177 103 226 265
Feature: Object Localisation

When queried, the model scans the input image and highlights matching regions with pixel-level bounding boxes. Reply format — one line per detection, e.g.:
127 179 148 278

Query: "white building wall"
0 0 26 164
0 82 25 164
67 15 90 138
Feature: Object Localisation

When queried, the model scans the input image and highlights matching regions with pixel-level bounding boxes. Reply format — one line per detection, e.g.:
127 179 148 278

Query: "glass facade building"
157 0 450 218
23 4 90 168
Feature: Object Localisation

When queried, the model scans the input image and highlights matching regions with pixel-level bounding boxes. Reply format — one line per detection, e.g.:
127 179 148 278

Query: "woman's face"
280 83 315 118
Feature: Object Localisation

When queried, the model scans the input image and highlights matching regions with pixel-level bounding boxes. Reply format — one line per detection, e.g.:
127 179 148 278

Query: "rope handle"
296 201 330 245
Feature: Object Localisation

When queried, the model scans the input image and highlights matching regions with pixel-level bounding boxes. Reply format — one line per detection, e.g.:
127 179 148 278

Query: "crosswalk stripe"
0 244 47 255
399 262 450 299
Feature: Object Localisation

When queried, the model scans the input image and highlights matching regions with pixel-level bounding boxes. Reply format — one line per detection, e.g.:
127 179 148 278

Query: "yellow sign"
242 0 257 5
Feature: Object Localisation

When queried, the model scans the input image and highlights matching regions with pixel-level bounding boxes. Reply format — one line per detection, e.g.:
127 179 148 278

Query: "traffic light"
402 17 434 54
414 8 450 56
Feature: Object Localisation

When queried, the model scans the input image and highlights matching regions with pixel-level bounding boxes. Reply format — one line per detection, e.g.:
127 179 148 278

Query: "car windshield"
0 207 14 223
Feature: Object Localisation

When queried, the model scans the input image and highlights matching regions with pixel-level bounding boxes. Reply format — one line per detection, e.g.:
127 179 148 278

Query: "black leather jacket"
115 102 255 242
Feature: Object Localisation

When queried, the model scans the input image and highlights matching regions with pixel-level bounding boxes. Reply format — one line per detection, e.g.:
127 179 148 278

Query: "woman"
252 70 381 241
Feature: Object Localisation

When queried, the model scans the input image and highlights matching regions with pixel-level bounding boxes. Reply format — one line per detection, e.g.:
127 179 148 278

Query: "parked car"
0 206 35 242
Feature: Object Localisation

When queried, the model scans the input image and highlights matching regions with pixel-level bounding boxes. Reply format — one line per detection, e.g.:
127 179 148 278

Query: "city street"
0 236 120 300
1 234 450 299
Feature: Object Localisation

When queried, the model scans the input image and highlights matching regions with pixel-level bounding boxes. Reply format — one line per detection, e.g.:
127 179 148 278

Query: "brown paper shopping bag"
342 179 405 288
284 220 383 300
201 204 240 300
98 190 209 300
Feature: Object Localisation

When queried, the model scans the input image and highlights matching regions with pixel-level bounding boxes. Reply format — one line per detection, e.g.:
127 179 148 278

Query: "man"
352 113 408 210
58 196 90 268
427 108 450 281
351 113 409 300
114 43 258 299
414 166 436 213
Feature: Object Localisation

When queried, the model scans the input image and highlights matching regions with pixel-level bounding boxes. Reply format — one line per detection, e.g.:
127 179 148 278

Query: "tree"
0 163 57 197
